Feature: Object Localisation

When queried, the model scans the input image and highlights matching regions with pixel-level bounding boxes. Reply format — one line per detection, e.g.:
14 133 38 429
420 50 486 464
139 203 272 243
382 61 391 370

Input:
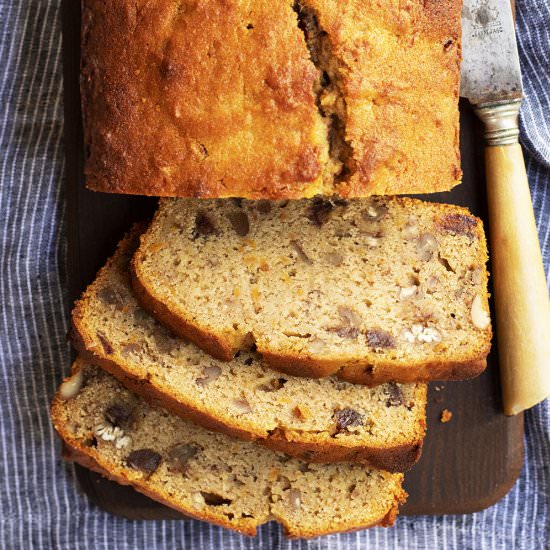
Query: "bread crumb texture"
133 197 491 383
72 227 427 471
51 361 407 537
82 0 461 198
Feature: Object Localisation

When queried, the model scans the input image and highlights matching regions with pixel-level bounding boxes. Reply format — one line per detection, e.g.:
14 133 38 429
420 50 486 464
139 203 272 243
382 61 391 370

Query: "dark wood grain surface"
61 0 524 520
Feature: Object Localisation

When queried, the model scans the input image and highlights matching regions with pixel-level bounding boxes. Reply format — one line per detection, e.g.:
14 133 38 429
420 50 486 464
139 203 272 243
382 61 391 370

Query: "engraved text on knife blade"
460 0 523 104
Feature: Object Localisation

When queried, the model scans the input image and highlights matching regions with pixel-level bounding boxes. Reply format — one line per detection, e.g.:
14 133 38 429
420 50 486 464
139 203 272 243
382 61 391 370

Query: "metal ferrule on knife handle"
474 99 522 146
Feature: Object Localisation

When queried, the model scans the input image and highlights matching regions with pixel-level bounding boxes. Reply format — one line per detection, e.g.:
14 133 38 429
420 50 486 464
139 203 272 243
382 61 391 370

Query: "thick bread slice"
133 197 491 384
72 228 427 471
51 360 407 537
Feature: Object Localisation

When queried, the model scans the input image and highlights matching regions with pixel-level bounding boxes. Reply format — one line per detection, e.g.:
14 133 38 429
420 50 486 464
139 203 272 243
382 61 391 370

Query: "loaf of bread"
52 360 407 537
133 197 491 384
72 228 427 471
82 0 461 198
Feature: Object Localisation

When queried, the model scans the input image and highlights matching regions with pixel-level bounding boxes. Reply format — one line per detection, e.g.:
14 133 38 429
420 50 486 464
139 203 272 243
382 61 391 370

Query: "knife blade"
459 0 550 416
460 0 522 105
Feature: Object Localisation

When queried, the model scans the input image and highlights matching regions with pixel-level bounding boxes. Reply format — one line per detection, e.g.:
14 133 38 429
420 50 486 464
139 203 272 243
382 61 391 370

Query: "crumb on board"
440 409 453 423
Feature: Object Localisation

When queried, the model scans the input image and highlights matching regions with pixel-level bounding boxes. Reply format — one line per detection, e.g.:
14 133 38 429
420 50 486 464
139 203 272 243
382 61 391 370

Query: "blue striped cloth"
1 1 548 548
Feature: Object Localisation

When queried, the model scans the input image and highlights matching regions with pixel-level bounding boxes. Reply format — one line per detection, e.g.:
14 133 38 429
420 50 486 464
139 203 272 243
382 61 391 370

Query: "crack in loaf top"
81 0 462 199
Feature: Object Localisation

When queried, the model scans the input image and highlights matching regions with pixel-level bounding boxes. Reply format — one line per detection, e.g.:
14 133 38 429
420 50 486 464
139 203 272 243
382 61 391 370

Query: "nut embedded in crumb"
399 285 417 300
363 203 388 221
288 488 302 509
196 365 222 386
167 443 201 474
325 250 344 266
364 234 381 248
191 492 205 508
334 408 364 432
94 422 123 442
94 421 132 449
440 409 453 423
401 324 441 344
59 370 84 401
306 336 327 354
227 211 250 236
290 239 313 265
293 404 312 421
232 398 253 415
115 435 132 449
401 219 419 239
127 448 162 476
417 233 438 261
471 294 490 329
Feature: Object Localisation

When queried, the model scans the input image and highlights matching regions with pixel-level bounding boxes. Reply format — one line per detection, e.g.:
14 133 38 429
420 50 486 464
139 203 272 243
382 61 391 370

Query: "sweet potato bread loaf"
52 360 407 537
82 0 461 198
72 228 427 471
133 197 492 384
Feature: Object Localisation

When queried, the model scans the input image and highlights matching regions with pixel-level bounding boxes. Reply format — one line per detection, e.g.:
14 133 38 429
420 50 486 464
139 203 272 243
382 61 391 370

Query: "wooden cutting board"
61 0 524 519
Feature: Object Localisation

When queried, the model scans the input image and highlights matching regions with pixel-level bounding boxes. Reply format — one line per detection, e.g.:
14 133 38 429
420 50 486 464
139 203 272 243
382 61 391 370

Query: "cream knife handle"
475 100 550 415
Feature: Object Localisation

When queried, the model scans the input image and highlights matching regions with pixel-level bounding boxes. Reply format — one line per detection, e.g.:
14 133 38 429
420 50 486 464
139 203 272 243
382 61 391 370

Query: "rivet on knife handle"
461 0 550 415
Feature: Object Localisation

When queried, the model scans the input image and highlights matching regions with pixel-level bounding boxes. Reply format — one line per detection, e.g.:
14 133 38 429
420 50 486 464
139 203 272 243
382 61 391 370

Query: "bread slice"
51 359 407 537
133 197 491 384
82 0 461 198
72 228 427 471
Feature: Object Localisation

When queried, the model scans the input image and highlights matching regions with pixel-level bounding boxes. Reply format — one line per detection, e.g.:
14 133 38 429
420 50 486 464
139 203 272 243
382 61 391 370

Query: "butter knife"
461 0 550 415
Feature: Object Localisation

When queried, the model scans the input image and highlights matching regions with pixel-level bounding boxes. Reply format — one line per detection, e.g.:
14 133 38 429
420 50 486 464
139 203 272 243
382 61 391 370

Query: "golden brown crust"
71 323 426 472
309 0 462 197
262 351 488 386
82 0 328 199
82 0 461 198
266 429 424 473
